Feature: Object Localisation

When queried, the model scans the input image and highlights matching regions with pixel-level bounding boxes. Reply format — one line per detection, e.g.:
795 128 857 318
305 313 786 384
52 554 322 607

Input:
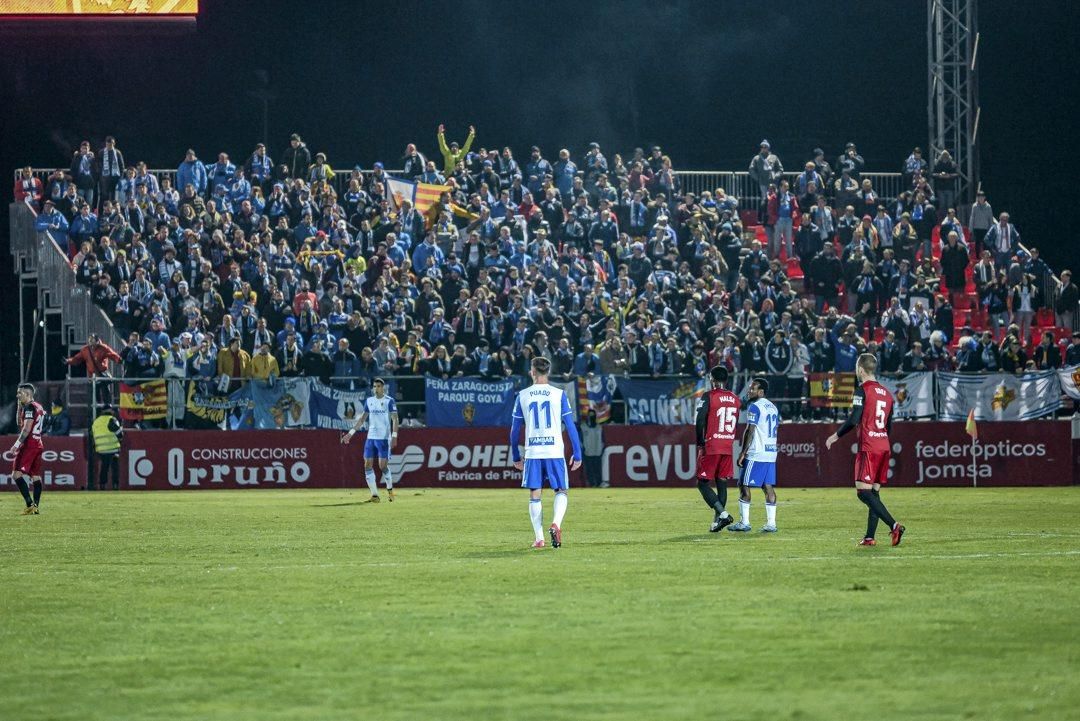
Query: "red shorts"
697 450 734 481
854 450 890 486
12 442 43 478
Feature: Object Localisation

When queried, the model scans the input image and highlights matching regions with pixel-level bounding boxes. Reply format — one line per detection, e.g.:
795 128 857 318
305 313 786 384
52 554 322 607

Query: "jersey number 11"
528 400 552 429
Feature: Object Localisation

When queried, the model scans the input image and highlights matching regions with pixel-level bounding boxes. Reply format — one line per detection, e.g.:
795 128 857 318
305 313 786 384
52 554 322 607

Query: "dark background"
0 0 1076 390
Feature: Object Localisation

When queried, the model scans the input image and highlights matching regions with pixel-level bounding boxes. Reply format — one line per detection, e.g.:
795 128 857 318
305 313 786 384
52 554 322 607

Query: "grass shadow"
658 534 716 544
311 501 379 508
460 549 537 559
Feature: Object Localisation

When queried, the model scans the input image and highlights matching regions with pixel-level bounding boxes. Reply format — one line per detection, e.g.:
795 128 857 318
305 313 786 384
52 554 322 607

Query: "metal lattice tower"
928 0 981 208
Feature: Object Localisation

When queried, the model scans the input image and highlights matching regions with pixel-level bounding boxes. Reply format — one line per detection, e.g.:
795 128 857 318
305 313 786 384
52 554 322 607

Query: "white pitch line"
260 549 1080 567
767 549 1080 562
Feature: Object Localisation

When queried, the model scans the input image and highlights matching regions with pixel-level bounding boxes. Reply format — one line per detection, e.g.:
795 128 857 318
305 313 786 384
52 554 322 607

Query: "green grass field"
1 487 1078 721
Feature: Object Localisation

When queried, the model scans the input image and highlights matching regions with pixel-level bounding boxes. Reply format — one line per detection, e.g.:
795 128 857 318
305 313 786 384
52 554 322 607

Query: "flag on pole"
965 408 978 441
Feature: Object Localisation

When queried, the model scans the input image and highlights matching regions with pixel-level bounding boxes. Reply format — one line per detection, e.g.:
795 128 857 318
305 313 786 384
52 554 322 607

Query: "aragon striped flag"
119 380 168 421
417 182 479 229
808 372 857 408
415 182 449 215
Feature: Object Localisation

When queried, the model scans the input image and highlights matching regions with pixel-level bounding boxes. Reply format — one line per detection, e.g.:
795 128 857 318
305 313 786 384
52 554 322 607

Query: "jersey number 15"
714 406 737 434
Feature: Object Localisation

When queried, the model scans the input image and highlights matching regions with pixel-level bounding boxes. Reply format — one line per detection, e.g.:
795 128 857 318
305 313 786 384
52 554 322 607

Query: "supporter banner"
233 378 312 430
808 372 856 408
879 373 936 419
119 380 167 421
0 435 87 490
578 374 616 423
425 377 521 428
937 371 1061 421
616 377 705 425
183 381 250 430
110 420 1072 490
1056 365 1080 400
308 384 386 431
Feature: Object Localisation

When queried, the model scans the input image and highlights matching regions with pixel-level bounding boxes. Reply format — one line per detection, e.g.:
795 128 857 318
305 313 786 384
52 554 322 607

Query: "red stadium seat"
1036 308 1055 327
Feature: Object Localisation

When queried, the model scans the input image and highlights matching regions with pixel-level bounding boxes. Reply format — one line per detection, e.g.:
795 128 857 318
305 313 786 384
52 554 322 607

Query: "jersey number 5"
715 406 737 434
873 400 888 430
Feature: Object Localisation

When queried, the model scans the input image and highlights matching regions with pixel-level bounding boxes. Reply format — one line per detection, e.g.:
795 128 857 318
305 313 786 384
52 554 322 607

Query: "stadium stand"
11 134 1079 428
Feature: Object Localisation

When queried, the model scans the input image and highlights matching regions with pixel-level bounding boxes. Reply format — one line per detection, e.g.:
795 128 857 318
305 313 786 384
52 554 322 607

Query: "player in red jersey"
826 354 905 546
9 383 45 515
694 366 742 532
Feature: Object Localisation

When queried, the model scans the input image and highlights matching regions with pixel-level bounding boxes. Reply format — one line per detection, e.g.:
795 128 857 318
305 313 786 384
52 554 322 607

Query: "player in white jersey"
731 376 780 533
341 378 399 502
510 357 582 549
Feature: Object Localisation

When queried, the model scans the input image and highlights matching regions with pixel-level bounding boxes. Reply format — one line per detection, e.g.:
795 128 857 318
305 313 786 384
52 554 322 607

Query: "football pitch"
1 487 1077 721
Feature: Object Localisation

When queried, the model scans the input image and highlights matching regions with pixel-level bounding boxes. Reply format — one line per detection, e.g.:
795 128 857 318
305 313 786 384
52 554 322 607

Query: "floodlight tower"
928 0 981 209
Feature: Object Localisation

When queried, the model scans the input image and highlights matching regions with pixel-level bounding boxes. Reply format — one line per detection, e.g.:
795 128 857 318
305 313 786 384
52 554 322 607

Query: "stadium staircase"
8 202 121 424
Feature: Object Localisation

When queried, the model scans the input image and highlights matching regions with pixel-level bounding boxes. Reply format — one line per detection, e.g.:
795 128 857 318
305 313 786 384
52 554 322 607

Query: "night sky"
0 0 1076 387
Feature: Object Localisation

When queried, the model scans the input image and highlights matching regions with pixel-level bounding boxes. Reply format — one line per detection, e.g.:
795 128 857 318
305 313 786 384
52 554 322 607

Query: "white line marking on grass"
771 550 1080 562
190 548 1080 569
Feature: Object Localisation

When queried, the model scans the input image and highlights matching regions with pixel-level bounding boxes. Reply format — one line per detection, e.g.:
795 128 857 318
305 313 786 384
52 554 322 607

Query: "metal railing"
18 167 905 210
50 368 1067 433
676 170 905 209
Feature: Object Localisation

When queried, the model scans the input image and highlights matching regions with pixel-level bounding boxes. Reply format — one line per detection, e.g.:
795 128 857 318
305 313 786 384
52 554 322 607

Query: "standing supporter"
1055 270 1078 330
969 190 993 253
282 134 312 179
66 334 122 405
14 166 43 209
69 140 98 208
98 136 125 209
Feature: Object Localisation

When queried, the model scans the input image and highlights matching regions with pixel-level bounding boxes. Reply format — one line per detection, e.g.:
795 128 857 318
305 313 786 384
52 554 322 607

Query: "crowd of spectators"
14 130 1080 422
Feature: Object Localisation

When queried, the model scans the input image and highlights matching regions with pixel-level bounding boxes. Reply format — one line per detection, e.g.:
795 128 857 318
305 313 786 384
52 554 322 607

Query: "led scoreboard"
0 0 198 16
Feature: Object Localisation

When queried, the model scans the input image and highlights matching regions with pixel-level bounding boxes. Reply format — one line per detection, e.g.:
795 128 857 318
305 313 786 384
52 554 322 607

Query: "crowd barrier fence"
50 368 1075 434
19 168 906 214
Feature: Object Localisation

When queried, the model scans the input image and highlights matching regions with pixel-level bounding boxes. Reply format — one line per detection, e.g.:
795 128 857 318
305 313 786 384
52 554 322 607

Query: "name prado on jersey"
509 357 582 549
